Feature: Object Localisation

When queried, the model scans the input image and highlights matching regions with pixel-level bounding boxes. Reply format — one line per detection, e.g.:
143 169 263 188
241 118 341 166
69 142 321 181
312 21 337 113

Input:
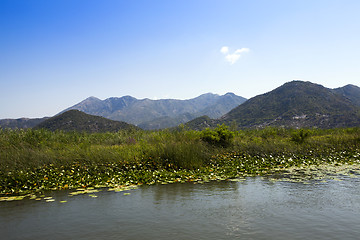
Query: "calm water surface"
1 175 360 240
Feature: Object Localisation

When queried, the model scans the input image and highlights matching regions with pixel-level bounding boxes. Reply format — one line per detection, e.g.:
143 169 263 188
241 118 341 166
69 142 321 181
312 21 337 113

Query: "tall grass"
1 126 360 172
0 128 211 171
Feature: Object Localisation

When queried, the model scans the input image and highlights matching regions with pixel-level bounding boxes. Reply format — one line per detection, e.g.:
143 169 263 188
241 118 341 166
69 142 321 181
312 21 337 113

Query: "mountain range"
1 80 360 131
61 92 246 129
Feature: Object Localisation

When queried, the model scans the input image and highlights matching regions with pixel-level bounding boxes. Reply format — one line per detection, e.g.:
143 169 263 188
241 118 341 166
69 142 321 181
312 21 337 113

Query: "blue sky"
1 0 360 118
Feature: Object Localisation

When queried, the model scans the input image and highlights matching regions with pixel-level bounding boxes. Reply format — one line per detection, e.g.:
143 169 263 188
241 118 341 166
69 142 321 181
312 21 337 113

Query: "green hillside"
188 81 360 129
34 110 139 133
184 115 217 131
220 81 360 128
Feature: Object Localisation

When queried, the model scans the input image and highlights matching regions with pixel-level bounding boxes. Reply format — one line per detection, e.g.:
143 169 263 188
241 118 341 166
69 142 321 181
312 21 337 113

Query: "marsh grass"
1 127 360 195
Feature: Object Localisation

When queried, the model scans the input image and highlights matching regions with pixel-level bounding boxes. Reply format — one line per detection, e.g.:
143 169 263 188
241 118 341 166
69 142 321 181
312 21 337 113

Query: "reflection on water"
1 174 360 240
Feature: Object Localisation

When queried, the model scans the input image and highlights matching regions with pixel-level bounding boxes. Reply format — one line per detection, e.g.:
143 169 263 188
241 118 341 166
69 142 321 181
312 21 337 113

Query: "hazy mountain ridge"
62 92 247 129
0 117 49 129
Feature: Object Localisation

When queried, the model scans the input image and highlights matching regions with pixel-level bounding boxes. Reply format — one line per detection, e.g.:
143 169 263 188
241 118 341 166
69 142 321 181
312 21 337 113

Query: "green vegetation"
200 124 234 147
1 126 360 196
290 129 311 144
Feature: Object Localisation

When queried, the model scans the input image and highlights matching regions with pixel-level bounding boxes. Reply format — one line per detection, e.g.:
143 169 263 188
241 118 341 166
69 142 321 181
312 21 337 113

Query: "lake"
1 169 360 240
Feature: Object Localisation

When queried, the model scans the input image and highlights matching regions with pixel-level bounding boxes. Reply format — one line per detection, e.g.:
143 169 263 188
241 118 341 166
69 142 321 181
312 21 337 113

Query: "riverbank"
1 126 360 197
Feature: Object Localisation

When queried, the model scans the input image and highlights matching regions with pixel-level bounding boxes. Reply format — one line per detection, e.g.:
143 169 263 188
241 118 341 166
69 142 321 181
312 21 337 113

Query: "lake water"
1 172 360 240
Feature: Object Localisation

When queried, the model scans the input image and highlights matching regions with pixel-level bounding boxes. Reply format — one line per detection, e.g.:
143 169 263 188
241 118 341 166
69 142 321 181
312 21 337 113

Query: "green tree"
291 129 311 144
200 124 235 147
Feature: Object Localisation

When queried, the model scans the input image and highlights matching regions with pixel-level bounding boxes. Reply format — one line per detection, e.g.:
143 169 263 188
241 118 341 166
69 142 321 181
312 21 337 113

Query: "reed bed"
1 126 360 195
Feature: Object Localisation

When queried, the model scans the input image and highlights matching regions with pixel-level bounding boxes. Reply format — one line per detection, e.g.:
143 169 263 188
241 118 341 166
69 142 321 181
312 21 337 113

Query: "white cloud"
220 46 229 54
235 48 250 54
221 46 250 65
225 54 241 65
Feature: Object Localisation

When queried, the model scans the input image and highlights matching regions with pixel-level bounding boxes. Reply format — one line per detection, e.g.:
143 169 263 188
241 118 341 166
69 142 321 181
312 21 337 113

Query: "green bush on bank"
200 124 235 147
291 129 312 144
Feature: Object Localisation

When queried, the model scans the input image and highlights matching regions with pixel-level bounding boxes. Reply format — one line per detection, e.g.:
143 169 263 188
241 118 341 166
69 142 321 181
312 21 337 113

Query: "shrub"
291 129 311 144
200 124 235 147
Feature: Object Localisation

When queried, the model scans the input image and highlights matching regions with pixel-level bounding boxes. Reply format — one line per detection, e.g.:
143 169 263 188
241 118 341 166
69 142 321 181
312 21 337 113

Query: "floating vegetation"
265 162 360 184
0 161 359 202
108 185 138 192
68 188 100 196
0 195 26 202
0 186 138 202
227 178 246 182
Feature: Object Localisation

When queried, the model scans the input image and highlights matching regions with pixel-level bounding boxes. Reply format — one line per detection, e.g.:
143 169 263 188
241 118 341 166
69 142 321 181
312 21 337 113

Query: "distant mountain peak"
195 93 220 99
76 96 103 107
84 96 101 101
343 84 355 88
